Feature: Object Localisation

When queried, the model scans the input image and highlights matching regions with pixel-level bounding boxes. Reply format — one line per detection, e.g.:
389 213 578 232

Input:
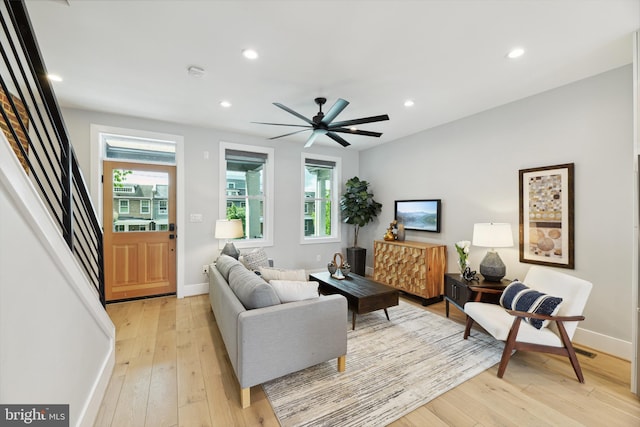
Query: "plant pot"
346 247 366 276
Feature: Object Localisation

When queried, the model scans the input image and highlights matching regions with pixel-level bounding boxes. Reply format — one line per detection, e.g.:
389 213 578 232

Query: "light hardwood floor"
95 294 640 426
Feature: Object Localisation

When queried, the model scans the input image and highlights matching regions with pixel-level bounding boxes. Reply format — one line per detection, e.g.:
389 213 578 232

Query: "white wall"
61 108 360 294
0 136 115 426
359 65 634 358
57 66 634 358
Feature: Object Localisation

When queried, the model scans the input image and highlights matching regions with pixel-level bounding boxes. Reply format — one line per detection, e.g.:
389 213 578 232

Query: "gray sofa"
208 255 348 408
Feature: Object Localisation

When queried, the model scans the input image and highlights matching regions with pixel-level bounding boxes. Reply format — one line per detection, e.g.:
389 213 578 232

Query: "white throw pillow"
269 280 319 303
259 266 306 282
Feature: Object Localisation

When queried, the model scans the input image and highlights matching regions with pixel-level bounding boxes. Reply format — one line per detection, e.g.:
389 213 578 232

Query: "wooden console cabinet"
373 240 446 305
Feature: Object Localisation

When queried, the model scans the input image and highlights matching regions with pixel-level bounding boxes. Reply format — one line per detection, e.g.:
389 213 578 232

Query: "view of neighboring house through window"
220 143 273 246
303 155 340 242
111 169 169 232
103 132 176 233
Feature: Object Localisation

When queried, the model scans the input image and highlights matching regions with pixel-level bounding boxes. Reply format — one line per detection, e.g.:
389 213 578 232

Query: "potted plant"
340 176 382 276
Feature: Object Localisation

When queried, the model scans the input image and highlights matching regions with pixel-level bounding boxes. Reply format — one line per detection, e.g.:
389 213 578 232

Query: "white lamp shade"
215 219 243 239
472 223 513 248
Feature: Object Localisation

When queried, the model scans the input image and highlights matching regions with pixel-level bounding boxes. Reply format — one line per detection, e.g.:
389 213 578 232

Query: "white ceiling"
25 0 639 150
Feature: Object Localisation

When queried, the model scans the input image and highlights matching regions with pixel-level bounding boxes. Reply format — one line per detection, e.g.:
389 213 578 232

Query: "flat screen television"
394 199 441 233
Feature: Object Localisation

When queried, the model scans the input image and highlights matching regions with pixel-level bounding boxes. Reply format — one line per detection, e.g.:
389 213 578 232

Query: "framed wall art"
519 163 574 269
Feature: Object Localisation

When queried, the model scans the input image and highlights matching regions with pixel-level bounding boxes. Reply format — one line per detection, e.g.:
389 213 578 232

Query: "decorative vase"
328 261 337 275
397 224 405 241
342 264 351 277
458 259 469 277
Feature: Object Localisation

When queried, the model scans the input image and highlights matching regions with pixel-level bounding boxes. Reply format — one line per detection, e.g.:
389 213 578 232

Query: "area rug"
262 300 504 427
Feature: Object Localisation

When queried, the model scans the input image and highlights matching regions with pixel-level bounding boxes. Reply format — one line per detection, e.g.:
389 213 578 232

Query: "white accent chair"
464 266 592 382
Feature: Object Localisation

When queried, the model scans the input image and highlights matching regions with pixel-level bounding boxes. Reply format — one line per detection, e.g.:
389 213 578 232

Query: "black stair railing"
0 0 105 307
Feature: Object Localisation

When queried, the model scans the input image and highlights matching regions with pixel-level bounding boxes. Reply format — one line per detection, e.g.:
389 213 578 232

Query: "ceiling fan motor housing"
313 97 326 123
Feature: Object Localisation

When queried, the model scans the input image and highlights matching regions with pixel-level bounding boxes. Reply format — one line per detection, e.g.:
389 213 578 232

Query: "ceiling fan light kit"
253 97 390 148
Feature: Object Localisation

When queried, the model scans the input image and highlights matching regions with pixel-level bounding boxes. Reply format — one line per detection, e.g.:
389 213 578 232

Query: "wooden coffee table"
309 271 399 330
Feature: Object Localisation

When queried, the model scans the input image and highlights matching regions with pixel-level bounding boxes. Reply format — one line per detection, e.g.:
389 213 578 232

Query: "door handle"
169 234 175 239
169 223 175 231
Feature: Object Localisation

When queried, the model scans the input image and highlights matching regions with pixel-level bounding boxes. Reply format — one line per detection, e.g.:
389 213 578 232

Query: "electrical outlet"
316 254 321 261
202 265 209 275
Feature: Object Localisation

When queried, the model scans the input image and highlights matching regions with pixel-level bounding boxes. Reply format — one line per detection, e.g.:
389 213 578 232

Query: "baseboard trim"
79 342 115 426
182 281 208 298
573 327 631 361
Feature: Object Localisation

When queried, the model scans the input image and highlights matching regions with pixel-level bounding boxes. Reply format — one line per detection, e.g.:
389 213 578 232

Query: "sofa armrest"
236 294 347 388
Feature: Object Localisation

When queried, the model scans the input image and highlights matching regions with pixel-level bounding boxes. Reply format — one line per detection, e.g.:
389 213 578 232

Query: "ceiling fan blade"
321 98 349 125
331 127 383 138
304 129 327 148
329 114 390 128
326 132 351 147
269 129 311 140
251 121 311 128
273 102 314 125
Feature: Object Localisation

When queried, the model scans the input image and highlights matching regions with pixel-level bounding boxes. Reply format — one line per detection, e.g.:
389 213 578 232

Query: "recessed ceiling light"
47 73 62 82
350 127 358 132
506 48 525 59
187 65 205 77
220 100 232 108
404 99 414 107
242 49 259 60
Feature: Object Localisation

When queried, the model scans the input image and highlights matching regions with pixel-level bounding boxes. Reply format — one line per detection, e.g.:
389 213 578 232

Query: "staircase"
0 2 114 426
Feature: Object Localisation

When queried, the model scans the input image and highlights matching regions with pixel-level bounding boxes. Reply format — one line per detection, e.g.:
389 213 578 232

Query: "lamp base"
479 250 506 282
221 242 240 260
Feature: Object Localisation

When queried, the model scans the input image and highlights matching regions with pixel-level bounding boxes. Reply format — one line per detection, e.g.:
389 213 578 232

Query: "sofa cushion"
500 281 563 329
259 267 306 282
241 248 270 271
216 254 243 281
269 280 319 303
229 265 281 309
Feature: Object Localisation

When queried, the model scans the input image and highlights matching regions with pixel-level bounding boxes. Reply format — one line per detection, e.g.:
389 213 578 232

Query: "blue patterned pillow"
499 281 563 329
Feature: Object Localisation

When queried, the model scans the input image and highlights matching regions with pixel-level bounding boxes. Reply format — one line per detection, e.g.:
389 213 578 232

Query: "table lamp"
472 223 513 282
215 219 243 259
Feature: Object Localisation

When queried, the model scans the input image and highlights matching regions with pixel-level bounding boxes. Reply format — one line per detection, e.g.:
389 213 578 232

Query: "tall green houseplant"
340 177 382 275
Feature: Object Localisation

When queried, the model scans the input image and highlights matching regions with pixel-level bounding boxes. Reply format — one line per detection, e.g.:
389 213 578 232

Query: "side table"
444 273 511 317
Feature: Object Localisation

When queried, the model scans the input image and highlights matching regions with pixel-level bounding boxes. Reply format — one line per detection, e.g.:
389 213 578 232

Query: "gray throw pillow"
242 248 270 271
228 265 281 309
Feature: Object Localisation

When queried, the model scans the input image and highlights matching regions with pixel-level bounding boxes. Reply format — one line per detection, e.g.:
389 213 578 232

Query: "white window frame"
301 153 341 244
219 142 274 248
158 200 168 215
140 199 150 214
119 199 129 214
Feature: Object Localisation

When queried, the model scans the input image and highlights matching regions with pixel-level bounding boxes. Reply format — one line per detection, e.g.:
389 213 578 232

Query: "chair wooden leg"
337 355 346 372
556 321 585 383
497 316 522 378
240 387 250 408
463 315 474 339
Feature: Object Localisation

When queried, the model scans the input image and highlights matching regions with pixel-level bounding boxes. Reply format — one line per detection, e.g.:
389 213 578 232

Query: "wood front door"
103 161 177 301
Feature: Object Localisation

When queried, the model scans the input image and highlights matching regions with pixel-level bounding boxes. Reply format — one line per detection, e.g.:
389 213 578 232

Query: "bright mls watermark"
0 405 68 426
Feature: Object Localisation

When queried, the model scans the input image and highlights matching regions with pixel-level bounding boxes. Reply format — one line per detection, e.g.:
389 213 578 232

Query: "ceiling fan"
253 97 390 148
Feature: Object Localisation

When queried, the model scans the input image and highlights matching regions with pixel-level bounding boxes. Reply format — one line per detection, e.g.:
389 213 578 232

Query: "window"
158 200 168 215
119 199 129 214
140 199 150 214
220 142 274 247
103 134 176 164
302 154 340 243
